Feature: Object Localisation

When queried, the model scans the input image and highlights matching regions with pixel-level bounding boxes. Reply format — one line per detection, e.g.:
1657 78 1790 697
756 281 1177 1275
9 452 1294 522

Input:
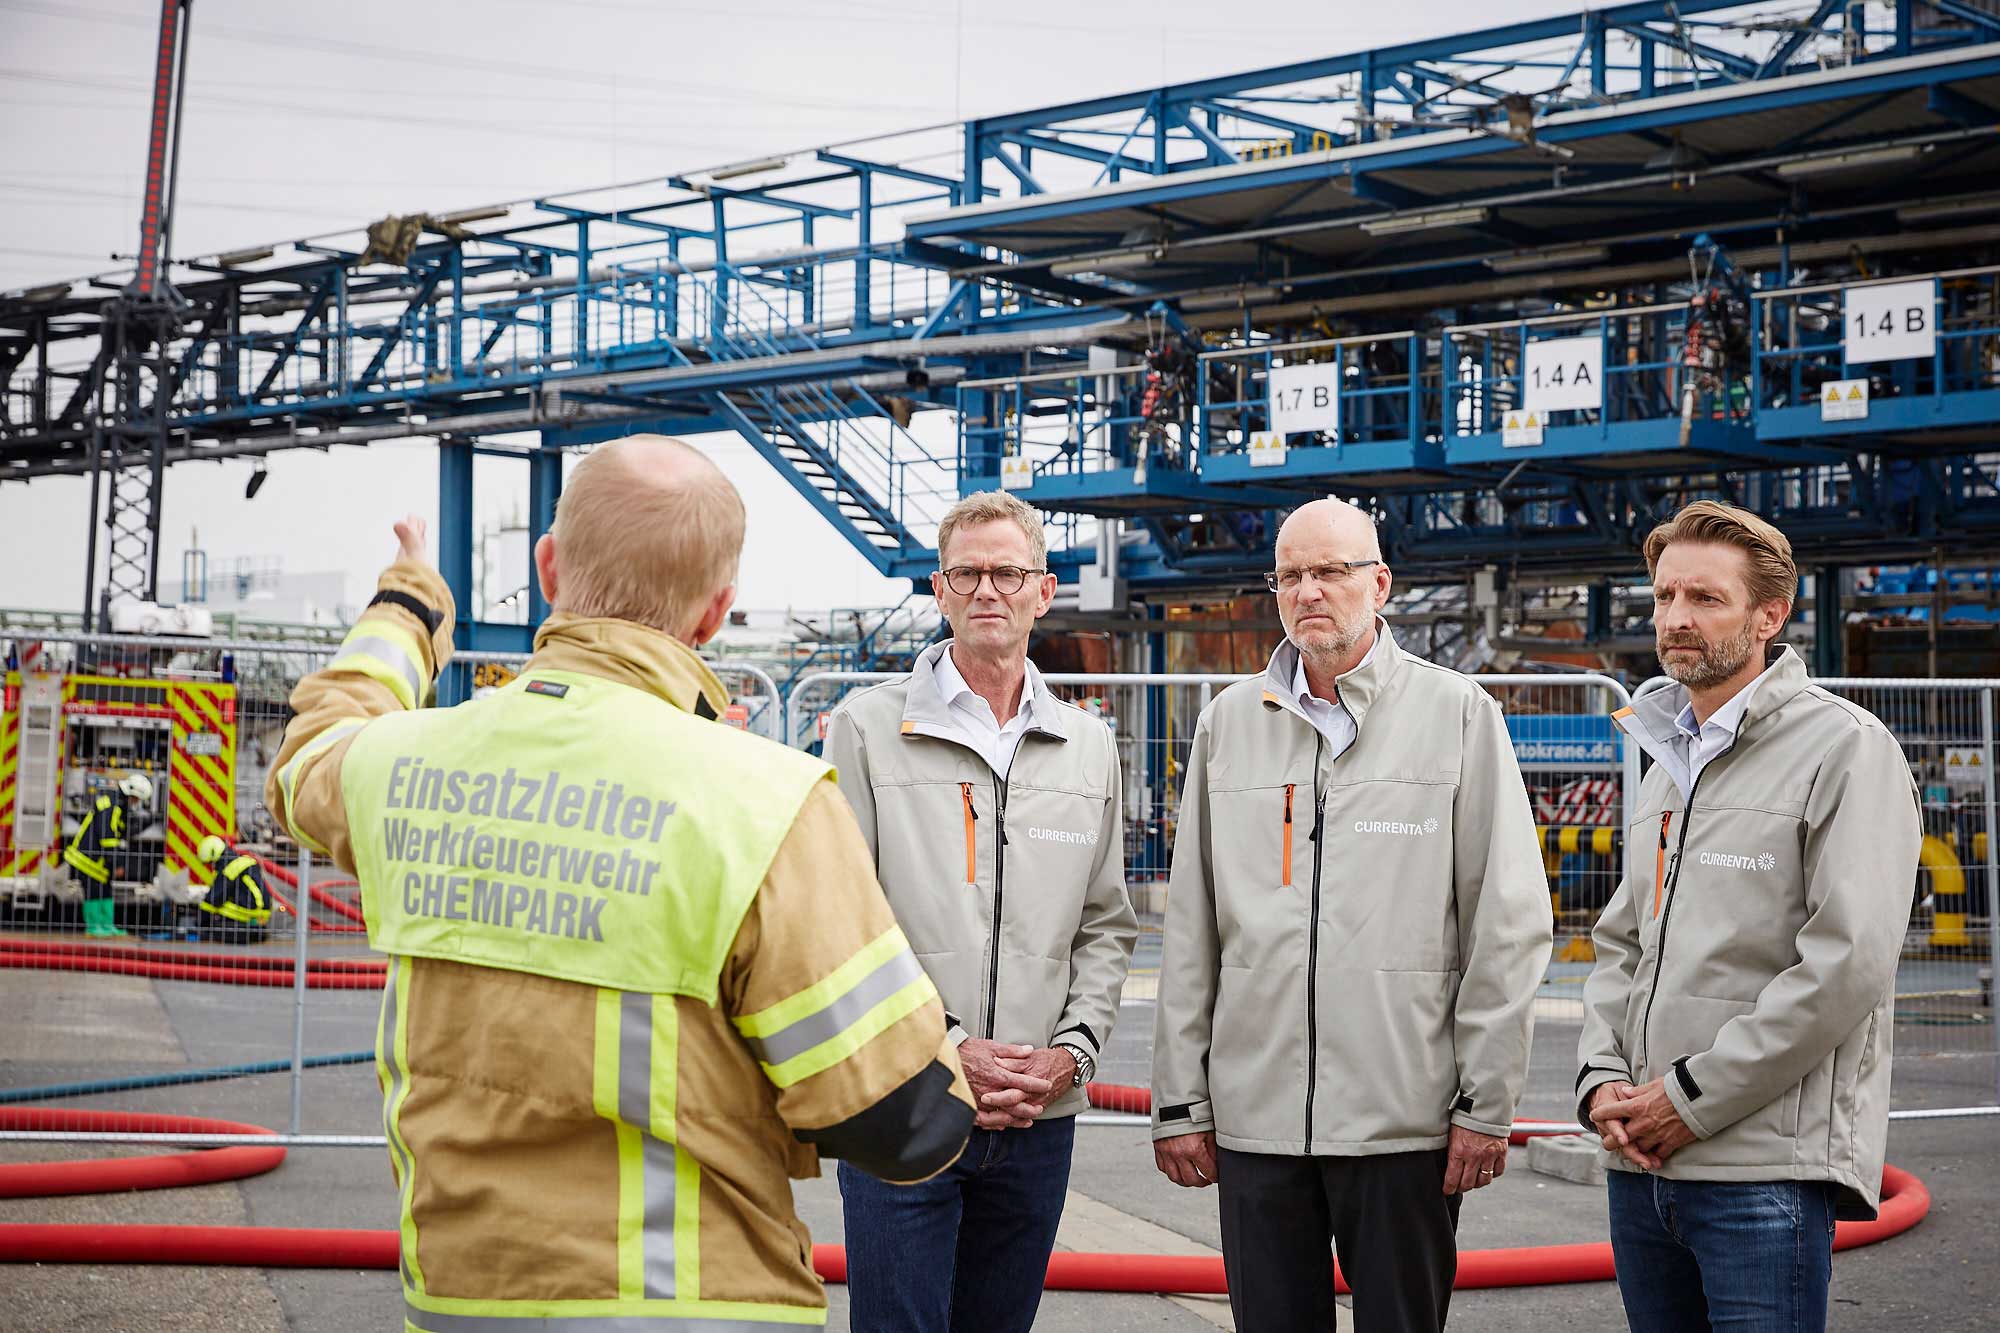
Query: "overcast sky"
0 0 1591 619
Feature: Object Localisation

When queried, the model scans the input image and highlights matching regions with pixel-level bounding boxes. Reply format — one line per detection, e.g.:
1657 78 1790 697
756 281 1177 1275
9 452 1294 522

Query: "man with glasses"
824 490 1137 1332
1151 497 1551 1332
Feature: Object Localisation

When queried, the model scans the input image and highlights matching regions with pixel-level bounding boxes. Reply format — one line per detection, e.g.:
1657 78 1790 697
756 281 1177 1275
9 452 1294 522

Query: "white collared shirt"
1289 630 1380 754
930 644 1040 778
1658 657 1781 801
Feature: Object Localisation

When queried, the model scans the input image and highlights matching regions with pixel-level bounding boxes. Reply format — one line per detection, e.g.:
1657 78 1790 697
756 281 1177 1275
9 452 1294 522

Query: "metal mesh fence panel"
6 636 1991 1146
0 631 359 1140
0 632 787 1144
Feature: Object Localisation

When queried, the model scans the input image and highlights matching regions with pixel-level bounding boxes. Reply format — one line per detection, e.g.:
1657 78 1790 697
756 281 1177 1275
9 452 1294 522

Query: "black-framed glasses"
941 565 1046 596
1265 560 1380 592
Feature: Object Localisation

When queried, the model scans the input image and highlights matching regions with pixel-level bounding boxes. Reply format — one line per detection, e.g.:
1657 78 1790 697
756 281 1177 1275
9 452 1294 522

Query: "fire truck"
1 631 239 918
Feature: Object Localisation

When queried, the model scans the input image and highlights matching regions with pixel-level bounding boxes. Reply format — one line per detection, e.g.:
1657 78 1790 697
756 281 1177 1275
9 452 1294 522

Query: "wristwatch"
1055 1043 1095 1089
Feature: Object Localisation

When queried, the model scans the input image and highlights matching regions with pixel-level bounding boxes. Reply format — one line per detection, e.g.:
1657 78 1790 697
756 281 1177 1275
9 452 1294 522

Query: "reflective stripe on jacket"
267 580 967 1326
63 794 124 883
199 852 269 924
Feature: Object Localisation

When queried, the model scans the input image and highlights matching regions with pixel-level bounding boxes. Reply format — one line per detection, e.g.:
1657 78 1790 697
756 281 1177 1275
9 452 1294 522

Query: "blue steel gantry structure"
6 0 2000 656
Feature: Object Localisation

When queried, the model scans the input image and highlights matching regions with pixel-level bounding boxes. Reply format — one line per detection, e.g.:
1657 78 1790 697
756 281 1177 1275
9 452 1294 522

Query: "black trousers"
1216 1146 1461 1333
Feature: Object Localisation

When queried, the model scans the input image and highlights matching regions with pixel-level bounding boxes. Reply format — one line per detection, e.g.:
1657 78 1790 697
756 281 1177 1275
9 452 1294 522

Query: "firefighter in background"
64 772 151 938
195 835 272 943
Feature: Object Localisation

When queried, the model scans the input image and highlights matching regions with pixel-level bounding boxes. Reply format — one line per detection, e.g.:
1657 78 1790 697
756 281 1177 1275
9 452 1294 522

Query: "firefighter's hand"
393 515 429 564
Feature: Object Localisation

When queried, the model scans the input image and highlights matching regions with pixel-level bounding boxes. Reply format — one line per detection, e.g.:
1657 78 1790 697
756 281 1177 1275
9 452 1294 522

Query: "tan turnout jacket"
267 558 969 1324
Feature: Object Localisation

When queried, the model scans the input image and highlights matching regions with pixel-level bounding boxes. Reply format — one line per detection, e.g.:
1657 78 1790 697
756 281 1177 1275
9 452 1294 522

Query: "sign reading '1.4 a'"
1522 335 1603 414
1844 278 1936 363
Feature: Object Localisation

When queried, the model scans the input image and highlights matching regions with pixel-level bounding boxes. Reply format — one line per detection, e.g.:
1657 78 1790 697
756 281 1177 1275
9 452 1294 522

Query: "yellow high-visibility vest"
340 667 835 1330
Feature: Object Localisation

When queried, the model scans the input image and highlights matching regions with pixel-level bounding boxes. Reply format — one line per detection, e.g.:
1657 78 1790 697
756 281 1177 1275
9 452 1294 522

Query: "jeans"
838 1114 1075 1333
1608 1170 1838 1332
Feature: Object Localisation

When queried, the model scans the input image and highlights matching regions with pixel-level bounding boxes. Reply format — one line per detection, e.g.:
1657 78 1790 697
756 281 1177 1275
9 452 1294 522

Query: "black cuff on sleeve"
793 1059 971 1183
367 589 444 637
1051 1021 1099 1053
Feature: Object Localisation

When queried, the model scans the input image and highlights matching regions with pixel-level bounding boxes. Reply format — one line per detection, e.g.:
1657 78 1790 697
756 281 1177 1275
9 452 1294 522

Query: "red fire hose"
0 1109 285 1199
0 1169 1929 1285
0 948 384 989
0 939 383 972
0 1101 1931 1289
255 857 369 932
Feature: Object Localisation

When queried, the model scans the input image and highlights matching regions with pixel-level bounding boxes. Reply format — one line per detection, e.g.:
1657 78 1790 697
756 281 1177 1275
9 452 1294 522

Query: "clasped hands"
958 1039 1075 1130
1587 1078 1697 1169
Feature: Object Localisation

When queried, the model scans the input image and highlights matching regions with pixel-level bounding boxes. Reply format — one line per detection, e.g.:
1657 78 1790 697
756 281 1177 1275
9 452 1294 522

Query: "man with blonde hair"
1580 499 1920 1332
267 434 972 1331
824 489 1136 1333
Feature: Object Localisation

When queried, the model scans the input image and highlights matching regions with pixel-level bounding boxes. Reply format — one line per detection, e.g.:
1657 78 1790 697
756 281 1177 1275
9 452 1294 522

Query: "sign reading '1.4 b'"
1844 279 1936 363
1522 335 1603 414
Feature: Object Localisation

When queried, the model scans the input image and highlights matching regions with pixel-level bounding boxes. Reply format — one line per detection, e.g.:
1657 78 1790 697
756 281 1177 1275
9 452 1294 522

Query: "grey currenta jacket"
823 641 1137 1119
1151 625 1554 1154
1577 646 1920 1217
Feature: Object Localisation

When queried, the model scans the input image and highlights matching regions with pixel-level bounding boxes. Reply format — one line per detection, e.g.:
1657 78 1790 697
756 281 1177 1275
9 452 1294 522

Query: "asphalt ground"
2 931 1997 1331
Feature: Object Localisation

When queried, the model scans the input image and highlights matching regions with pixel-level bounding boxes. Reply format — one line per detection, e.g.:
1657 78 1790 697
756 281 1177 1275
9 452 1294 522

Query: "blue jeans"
838 1114 1075 1333
1608 1171 1838 1332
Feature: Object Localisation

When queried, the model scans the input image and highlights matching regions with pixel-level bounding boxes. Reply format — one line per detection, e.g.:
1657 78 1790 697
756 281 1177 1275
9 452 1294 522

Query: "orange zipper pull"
1282 783 1296 889
961 782 978 890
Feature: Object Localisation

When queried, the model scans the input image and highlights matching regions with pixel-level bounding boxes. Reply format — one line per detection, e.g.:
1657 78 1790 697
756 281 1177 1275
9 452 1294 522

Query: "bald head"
1275 498 1383 565
539 434 745 639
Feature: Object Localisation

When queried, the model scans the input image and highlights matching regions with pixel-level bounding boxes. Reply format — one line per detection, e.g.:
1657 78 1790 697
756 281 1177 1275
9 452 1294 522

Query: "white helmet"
118 773 154 803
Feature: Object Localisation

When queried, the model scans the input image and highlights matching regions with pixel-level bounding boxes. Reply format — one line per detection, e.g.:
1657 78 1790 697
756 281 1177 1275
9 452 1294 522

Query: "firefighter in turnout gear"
265 437 973 1332
196 835 272 942
65 772 151 938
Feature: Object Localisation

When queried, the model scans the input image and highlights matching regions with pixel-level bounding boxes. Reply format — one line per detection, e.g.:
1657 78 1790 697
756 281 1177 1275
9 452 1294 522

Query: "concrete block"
1526 1132 1607 1186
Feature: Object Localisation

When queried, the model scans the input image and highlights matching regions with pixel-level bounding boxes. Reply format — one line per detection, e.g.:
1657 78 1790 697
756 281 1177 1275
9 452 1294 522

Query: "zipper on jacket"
1638 727 1744 1070
985 769 1011 1039
960 783 978 890
1304 732 1326 1152
1281 784 1296 889
1652 810 1673 918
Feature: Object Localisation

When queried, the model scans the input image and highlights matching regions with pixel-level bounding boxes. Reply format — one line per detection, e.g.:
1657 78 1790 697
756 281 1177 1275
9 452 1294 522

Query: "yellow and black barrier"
1920 833 1991 950
1538 825 1621 857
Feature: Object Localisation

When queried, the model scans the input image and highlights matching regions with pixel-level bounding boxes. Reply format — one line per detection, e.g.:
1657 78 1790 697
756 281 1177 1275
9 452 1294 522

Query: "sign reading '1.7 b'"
1268 361 1341 438
1522 335 1603 414
1844 278 1936 363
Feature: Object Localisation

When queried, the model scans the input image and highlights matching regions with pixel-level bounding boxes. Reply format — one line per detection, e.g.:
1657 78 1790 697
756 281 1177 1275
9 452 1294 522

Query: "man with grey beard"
1151 498 1551 1331
1579 501 1920 1333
